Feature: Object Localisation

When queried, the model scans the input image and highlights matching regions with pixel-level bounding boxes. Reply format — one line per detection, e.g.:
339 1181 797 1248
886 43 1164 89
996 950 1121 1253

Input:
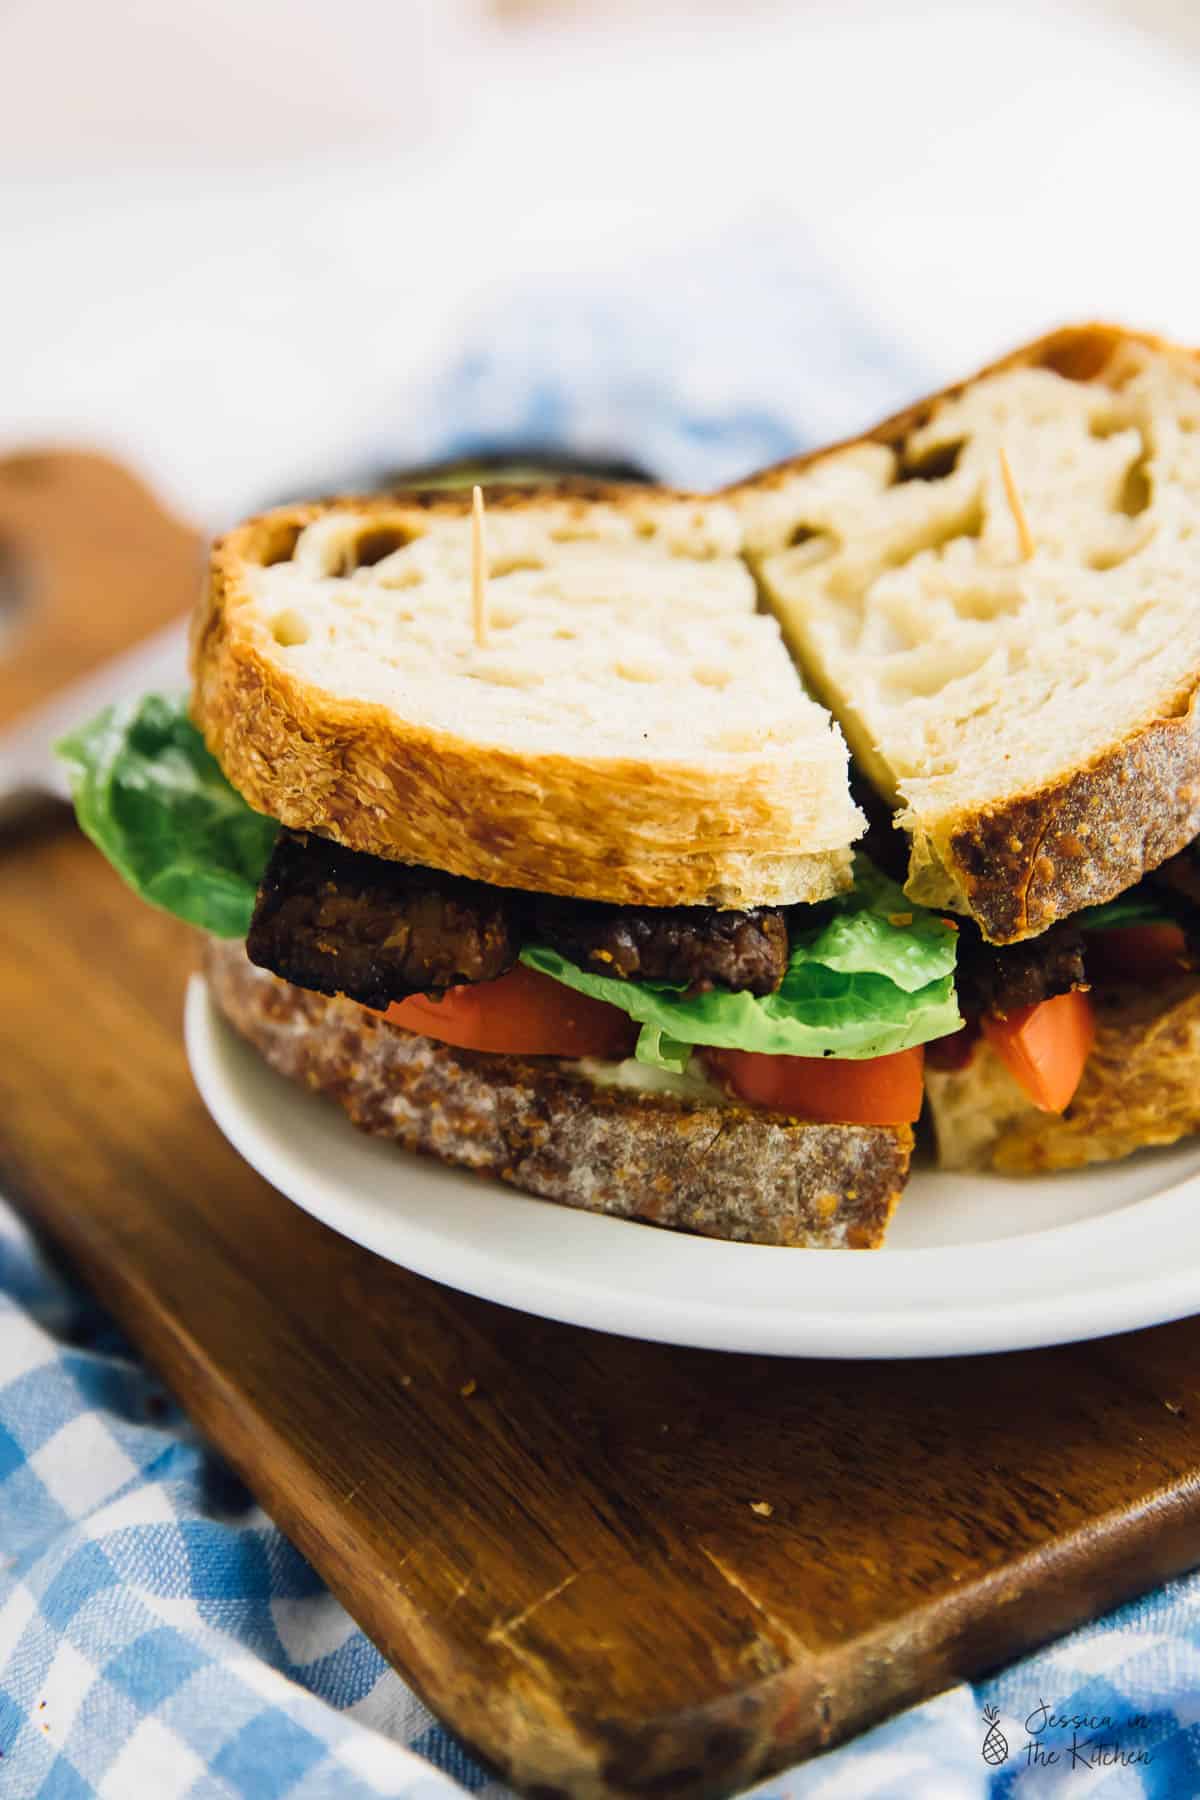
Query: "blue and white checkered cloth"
5 235 1200 1797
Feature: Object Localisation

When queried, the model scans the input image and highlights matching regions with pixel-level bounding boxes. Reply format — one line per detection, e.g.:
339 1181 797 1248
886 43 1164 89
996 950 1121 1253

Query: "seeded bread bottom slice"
204 938 912 1249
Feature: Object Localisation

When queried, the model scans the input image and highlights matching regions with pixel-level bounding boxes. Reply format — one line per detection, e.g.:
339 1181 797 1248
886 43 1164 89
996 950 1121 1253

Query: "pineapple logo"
981 1705 1009 1766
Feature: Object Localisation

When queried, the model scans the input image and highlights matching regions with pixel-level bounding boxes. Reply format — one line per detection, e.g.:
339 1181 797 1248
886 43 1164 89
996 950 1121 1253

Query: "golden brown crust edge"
204 937 912 1249
731 323 1200 942
190 482 851 909
938 697 1200 941
926 974 1200 1172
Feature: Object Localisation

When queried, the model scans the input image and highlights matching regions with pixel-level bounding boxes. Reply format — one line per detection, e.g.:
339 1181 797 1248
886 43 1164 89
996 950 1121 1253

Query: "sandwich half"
734 323 1200 1171
61 481 964 1247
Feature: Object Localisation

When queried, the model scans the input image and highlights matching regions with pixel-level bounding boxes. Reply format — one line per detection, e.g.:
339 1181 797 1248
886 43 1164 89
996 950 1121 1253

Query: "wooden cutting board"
5 450 1200 1800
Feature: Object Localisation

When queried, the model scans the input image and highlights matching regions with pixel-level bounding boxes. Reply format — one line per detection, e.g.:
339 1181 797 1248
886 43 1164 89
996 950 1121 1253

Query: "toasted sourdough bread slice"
192 483 862 910
205 938 912 1249
926 974 1200 1172
733 325 1200 942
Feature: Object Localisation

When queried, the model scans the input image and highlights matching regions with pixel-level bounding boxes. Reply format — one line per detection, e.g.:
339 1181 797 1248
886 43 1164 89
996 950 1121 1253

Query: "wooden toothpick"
999 447 1036 561
471 484 488 647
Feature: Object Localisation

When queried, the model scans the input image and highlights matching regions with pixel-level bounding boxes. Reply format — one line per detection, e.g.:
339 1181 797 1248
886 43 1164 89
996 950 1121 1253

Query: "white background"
4 0 1200 523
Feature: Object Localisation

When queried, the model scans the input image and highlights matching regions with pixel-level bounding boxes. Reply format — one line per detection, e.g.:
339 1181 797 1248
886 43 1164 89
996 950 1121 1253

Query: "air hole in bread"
1119 451 1152 517
349 525 414 569
1088 412 1127 440
377 562 423 590
1086 543 1137 572
897 439 965 482
940 497 984 544
554 627 577 640
878 498 984 572
488 606 518 630
712 727 768 753
1035 333 1116 383
783 530 836 570
949 586 1024 622
259 522 303 567
491 555 545 577
1117 600 1158 632
788 523 819 548
614 661 664 684
693 665 732 688
1088 532 1154 572
882 646 991 700
271 609 310 646
466 666 541 688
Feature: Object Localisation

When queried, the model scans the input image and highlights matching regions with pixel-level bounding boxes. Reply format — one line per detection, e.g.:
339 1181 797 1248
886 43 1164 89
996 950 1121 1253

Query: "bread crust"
204 937 912 1249
937 698 1200 940
731 323 1200 942
926 973 1200 1172
190 482 852 910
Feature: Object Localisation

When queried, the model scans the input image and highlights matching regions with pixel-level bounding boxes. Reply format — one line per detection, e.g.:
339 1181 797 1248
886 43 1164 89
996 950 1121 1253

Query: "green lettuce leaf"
795 857 958 991
56 695 278 937
634 1027 695 1076
521 859 961 1069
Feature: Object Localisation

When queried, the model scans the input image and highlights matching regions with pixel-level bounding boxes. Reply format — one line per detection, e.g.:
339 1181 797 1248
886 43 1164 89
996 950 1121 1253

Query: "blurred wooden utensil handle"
0 450 201 819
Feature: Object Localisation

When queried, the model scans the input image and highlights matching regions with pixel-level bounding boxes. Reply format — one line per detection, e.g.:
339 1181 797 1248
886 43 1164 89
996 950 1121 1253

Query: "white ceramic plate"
185 976 1200 1358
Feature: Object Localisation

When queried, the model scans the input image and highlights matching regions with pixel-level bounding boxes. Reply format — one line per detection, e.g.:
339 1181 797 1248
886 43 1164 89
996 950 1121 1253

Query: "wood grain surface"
5 452 1200 1800
0 447 202 713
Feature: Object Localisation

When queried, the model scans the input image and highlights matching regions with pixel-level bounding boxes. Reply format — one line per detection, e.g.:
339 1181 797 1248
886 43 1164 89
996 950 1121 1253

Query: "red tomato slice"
706 1045 925 1125
383 964 636 1059
981 989 1095 1113
1085 923 1188 982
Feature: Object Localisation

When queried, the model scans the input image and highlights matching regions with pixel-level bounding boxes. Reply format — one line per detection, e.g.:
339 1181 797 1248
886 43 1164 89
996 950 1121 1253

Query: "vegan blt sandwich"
60 484 960 1249
61 324 1200 1246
